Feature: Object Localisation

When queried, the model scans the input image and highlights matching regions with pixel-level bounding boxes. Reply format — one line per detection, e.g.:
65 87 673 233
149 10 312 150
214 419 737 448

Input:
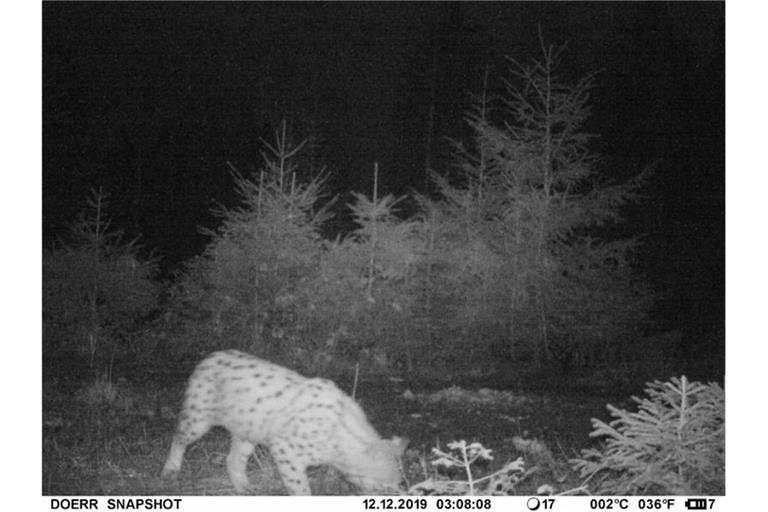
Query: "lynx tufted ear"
390 436 409 457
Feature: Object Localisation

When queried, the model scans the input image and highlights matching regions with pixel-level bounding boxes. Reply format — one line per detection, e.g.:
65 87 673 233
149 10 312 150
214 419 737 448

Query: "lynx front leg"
226 437 256 494
270 439 311 495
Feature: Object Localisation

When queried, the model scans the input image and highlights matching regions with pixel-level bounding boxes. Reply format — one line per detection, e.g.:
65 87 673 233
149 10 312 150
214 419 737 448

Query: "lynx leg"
226 436 255 494
271 438 311 495
161 412 213 479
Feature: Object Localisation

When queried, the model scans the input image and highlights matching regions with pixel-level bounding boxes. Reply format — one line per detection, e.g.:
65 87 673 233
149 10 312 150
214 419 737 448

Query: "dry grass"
43 363 628 496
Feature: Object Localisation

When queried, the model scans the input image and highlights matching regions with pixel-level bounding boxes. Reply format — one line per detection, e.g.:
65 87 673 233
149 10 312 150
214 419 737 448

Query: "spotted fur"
161 349 407 495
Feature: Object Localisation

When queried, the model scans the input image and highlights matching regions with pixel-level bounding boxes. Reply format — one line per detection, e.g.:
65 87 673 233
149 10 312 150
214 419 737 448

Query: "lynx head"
345 436 409 493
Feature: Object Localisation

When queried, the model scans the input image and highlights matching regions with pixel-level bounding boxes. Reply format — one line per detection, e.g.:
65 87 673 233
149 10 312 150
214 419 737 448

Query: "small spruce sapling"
570 376 724 495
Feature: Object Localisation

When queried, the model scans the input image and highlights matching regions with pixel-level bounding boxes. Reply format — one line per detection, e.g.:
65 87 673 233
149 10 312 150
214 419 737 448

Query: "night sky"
42 3 724 336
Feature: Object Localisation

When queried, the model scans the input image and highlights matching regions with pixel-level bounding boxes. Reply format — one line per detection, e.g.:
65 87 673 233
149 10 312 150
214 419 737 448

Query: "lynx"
161 349 407 495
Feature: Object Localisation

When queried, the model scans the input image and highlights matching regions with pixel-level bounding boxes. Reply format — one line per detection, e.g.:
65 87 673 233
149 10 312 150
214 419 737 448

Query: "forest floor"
43 360 630 496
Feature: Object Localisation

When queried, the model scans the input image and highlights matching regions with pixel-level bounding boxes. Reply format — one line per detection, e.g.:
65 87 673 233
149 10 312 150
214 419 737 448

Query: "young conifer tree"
176 122 332 356
43 188 159 369
457 39 653 367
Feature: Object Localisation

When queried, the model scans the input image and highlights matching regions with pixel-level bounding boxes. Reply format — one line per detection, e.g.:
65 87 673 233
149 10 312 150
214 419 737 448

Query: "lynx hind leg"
226 437 256 494
161 368 218 479
160 436 186 480
270 438 312 495
160 410 214 479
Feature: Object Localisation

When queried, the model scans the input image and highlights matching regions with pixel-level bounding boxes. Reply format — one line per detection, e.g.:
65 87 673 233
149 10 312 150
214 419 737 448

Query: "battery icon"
685 498 708 510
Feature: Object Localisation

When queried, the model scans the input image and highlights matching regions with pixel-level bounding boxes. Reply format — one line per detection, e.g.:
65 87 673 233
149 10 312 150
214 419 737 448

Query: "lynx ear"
390 436 409 456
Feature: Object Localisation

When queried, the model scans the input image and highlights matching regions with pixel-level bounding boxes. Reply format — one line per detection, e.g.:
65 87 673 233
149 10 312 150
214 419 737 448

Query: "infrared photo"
42 2 724 497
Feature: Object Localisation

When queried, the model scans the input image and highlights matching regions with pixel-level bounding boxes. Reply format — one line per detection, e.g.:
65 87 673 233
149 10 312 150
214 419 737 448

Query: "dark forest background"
43 3 724 386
